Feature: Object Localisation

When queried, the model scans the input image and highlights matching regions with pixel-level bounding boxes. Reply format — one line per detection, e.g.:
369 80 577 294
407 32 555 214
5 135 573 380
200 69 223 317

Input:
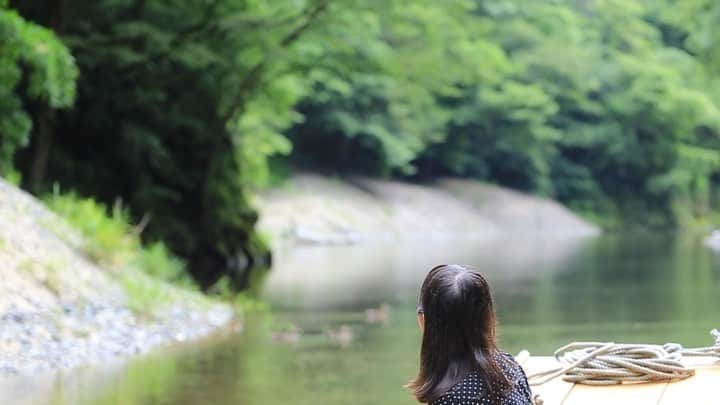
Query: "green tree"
0 0 76 177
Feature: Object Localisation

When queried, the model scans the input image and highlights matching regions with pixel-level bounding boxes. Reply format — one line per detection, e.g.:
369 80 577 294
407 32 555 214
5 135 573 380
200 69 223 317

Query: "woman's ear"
417 313 425 332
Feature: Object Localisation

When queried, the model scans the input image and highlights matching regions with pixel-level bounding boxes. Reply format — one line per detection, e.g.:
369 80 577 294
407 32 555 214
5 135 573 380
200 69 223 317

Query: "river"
6 233 720 404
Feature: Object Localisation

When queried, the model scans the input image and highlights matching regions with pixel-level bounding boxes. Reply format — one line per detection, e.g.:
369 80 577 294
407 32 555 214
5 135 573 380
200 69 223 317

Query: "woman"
407 264 533 405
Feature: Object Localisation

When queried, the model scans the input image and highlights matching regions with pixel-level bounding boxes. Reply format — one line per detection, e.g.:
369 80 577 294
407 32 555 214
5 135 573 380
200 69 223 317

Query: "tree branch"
219 0 331 122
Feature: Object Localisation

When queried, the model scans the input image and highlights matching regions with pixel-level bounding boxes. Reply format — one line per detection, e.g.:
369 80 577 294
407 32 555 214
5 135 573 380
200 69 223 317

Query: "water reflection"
3 233 719 404
264 234 595 310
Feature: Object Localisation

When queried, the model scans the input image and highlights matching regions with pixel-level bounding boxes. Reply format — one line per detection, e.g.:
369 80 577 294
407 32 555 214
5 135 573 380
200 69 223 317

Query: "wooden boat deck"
521 356 720 405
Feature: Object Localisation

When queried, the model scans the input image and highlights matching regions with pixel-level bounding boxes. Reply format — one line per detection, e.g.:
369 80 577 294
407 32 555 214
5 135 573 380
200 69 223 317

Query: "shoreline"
0 301 233 378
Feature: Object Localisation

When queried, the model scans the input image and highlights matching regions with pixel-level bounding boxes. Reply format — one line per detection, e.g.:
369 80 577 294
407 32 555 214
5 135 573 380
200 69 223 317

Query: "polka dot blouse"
430 352 533 405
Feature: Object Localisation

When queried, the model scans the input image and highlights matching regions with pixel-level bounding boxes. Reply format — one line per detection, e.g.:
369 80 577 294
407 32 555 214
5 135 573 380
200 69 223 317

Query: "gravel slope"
0 179 232 377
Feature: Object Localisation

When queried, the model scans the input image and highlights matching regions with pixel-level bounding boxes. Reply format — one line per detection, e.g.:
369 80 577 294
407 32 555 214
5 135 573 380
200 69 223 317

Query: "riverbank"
257 174 599 245
0 179 233 377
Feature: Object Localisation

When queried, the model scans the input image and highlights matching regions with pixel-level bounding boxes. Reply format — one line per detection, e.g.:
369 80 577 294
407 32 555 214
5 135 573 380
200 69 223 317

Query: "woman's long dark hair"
407 264 511 403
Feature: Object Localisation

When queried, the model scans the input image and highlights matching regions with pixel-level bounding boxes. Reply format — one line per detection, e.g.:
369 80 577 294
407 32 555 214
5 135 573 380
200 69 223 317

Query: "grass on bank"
42 187 260 315
44 189 187 281
209 273 270 313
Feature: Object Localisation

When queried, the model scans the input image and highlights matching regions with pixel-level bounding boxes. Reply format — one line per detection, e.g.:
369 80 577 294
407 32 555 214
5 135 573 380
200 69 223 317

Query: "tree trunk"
28 0 68 193
29 106 55 193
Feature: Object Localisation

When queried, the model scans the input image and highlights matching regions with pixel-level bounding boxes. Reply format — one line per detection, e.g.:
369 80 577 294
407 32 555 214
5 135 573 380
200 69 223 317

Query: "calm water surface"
9 233 720 404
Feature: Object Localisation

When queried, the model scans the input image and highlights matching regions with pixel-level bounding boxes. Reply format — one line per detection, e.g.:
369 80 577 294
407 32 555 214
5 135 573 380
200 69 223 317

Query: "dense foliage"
3 0 720 286
291 0 720 227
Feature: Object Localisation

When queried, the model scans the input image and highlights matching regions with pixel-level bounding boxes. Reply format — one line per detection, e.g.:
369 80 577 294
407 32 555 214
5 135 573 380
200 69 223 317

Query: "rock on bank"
257 174 599 244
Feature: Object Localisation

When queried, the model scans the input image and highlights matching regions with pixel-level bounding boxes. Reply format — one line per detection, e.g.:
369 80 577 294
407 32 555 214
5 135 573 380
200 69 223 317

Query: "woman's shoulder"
494 350 525 375
496 349 534 404
495 350 519 363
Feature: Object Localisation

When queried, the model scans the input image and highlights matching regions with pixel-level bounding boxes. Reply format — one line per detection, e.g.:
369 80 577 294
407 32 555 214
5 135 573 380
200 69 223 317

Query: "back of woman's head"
408 264 510 403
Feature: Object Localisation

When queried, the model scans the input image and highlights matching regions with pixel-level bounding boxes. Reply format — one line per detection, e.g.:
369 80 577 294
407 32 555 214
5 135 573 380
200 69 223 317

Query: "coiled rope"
527 329 720 387
526 329 720 405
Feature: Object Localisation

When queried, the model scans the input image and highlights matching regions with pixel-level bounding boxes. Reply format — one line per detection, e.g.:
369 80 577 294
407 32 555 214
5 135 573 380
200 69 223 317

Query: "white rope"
527 329 720 387
527 329 719 405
